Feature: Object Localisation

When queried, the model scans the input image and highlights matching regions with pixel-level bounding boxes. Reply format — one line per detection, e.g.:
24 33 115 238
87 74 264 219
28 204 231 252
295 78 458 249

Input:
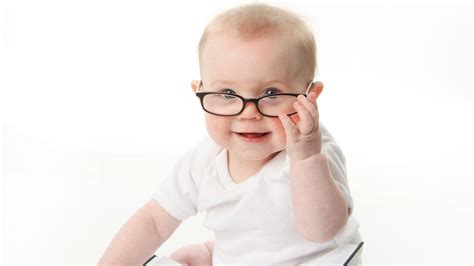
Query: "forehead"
200 32 306 87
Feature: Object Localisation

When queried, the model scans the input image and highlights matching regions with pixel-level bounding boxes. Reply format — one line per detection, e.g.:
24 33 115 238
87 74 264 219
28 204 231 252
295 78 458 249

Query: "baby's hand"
170 242 212 266
278 91 321 161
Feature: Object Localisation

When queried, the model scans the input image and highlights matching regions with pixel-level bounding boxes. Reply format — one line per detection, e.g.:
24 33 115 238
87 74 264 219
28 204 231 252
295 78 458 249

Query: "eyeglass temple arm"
304 81 314 95
196 80 203 93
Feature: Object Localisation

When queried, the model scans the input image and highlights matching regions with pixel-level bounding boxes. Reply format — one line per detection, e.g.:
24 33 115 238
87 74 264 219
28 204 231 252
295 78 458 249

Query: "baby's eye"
218 88 237 100
264 87 282 96
220 88 236 94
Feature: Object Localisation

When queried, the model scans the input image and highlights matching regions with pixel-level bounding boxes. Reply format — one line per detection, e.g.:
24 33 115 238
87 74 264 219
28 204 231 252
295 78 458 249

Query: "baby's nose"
238 102 262 119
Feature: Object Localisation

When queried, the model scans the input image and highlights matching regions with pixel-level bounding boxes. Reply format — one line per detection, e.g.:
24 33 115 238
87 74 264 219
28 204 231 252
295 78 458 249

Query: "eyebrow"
206 80 238 88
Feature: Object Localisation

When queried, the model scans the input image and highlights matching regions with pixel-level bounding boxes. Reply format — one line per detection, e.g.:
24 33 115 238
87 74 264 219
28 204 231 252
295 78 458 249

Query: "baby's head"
192 3 323 163
197 3 317 84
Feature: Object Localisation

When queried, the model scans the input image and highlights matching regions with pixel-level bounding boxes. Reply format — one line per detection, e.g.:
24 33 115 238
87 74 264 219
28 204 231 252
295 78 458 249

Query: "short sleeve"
320 123 354 216
154 149 199 221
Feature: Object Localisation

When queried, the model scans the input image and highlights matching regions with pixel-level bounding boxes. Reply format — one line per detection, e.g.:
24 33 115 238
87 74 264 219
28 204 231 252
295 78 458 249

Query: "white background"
0 0 472 265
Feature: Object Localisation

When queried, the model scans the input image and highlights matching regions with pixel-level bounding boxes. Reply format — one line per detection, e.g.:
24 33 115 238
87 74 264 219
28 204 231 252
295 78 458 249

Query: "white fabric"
154 123 361 265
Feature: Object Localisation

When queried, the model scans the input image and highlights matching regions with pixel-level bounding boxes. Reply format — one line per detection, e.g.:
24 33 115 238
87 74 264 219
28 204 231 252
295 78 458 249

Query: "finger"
278 113 299 141
297 94 317 118
314 101 320 126
294 102 315 134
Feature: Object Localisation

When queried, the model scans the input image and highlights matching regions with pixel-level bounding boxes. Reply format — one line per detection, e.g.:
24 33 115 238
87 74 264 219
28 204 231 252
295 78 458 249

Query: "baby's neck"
226 150 277 184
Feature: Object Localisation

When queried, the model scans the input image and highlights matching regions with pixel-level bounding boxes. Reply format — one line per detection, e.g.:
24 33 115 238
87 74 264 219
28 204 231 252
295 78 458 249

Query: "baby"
99 3 361 265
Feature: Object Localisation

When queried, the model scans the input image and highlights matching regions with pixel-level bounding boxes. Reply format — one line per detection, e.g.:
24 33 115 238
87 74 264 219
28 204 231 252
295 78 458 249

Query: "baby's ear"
310 81 324 99
191 80 200 93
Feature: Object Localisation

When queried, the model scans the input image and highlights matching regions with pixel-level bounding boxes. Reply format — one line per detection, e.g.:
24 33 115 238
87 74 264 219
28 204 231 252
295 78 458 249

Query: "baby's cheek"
205 115 232 147
270 114 301 130
269 118 287 142
289 114 301 124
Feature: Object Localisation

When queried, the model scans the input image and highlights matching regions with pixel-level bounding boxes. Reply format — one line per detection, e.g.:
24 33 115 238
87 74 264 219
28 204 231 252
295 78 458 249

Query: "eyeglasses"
195 81 313 117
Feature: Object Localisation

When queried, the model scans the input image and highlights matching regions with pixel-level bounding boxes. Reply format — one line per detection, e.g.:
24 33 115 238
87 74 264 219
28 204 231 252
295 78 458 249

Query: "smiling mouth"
235 132 270 138
234 132 271 143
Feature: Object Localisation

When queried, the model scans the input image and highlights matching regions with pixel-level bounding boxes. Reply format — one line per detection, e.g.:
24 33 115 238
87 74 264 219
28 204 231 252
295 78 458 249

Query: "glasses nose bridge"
242 97 260 107
240 97 263 116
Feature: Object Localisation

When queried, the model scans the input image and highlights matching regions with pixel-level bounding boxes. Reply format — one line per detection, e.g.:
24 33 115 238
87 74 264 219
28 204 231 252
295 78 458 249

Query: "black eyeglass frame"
195 81 313 118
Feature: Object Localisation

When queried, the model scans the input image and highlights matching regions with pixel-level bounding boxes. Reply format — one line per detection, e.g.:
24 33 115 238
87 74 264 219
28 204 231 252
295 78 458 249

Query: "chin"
234 148 283 162
208 132 285 162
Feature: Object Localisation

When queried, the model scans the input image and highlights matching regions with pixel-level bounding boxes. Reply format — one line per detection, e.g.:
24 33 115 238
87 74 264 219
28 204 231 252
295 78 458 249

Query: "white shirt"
154 124 361 264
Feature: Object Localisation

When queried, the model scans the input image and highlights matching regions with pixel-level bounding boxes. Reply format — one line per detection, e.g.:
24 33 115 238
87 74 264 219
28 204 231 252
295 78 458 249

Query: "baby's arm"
170 240 214 266
279 90 349 243
290 152 348 242
98 199 181 265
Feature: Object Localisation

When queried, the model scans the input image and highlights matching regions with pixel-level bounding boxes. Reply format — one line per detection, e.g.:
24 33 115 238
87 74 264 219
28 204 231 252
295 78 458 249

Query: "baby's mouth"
235 132 270 138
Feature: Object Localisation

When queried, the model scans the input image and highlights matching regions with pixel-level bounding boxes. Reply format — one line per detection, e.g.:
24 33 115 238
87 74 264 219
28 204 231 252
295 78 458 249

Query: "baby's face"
194 32 311 164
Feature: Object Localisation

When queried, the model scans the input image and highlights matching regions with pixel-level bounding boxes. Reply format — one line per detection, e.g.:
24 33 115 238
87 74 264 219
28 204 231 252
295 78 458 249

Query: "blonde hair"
198 3 317 80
